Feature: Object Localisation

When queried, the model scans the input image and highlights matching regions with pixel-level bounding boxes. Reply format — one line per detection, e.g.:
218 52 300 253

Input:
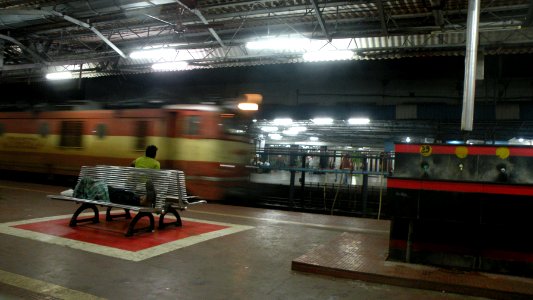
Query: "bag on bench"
108 186 141 206
108 180 156 207
73 177 110 201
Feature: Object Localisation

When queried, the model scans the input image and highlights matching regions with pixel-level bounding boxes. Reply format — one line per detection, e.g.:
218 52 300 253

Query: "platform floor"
0 179 526 299
292 233 533 300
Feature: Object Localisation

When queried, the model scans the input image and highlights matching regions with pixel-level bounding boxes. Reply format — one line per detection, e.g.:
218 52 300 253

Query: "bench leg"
106 207 132 221
125 212 155 237
159 205 183 229
70 203 99 227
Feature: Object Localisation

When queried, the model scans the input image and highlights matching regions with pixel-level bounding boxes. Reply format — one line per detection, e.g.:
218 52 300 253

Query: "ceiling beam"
1 4 526 40
49 11 127 58
309 0 331 41
524 0 533 26
0 9 127 58
429 0 445 27
375 0 388 35
175 0 226 48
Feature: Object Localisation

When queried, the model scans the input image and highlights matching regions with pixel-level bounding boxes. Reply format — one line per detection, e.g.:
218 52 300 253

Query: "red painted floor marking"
14 216 228 252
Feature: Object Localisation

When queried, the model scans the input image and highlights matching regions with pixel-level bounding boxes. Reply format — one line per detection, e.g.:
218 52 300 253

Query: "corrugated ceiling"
0 0 531 81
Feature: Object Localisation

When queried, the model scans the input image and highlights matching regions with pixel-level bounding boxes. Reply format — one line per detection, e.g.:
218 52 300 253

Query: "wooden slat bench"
48 165 206 236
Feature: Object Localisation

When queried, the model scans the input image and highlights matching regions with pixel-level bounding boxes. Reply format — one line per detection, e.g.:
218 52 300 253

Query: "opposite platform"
292 232 533 300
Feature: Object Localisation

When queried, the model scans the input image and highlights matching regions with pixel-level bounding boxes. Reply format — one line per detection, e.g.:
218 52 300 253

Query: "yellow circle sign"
455 146 468 159
496 147 510 159
419 145 432 157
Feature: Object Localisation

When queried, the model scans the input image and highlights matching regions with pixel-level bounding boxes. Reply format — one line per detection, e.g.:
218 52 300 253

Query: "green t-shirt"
133 156 160 169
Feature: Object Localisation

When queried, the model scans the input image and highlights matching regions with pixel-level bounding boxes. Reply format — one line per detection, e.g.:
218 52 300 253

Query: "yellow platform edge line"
0 269 106 300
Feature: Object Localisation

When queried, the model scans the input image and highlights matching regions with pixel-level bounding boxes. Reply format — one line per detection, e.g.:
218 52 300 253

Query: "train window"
95 124 106 139
185 115 201 136
39 123 49 137
220 114 247 136
59 121 83 147
135 121 148 150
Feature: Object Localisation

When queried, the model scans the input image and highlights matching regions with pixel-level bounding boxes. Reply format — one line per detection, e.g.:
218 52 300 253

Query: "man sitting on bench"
131 144 160 169
128 144 160 206
72 145 161 207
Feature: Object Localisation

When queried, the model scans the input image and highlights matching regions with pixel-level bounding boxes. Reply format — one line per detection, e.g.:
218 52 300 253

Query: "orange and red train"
0 103 256 200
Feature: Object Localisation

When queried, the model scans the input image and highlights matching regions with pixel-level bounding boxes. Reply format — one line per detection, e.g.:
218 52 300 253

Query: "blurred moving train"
0 99 259 200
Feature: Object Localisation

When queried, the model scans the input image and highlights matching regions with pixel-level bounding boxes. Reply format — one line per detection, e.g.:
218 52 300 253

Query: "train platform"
0 179 530 299
292 233 533 300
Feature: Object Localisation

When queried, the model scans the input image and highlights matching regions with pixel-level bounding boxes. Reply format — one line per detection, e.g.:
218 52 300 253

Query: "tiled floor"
0 179 523 299
292 232 533 299
0 213 251 261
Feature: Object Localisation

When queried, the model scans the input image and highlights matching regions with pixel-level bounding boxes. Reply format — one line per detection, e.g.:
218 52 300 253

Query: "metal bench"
47 165 206 236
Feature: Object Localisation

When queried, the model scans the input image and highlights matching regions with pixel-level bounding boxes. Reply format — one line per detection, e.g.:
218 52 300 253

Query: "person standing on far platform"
340 153 353 185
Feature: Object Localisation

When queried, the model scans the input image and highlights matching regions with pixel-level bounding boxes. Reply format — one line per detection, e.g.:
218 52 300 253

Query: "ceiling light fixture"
348 118 370 125
261 126 279 132
291 126 307 132
130 48 177 60
142 43 187 49
236 93 262 111
296 141 322 145
268 133 282 140
282 128 302 136
272 118 293 126
45 72 73 80
237 102 259 111
246 38 309 51
312 118 333 125
151 61 188 71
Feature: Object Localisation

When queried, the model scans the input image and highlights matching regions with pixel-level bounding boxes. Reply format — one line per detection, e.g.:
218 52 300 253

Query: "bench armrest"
166 196 206 209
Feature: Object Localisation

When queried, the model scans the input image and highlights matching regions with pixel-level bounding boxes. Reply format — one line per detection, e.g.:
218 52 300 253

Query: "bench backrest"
78 165 186 209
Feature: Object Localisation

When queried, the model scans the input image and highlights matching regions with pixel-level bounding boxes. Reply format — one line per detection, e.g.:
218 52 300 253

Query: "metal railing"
247 149 395 218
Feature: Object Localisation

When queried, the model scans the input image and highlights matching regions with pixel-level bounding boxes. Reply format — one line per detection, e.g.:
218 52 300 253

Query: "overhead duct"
461 0 481 131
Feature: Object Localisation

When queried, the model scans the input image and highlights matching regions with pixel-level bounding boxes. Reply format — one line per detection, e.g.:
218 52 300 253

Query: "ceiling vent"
495 104 520 120
396 104 417 120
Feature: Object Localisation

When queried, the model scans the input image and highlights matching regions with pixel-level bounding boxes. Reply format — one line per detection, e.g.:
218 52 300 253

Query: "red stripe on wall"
509 147 533 157
394 144 423 153
387 178 533 196
395 144 533 156
420 180 483 193
386 178 422 190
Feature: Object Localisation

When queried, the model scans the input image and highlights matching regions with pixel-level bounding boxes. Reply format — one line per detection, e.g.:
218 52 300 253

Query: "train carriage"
0 103 255 200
